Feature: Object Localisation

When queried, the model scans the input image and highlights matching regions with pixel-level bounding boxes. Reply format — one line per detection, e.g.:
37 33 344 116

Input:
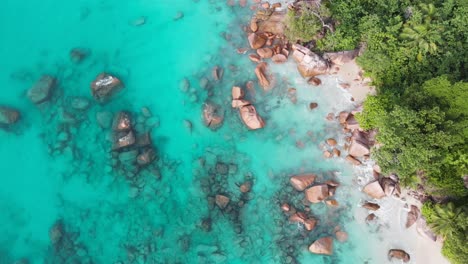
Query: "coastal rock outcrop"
323 50 359 65
289 174 316 191
27 75 57 104
289 212 317 231
388 249 410 263
362 181 385 199
0 106 20 127
406 205 420 228
239 105 265 130
248 33 267 49
292 44 329 78
305 184 329 203
309 237 333 255
255 62 271 90
91 73 124 103
202 101 224 130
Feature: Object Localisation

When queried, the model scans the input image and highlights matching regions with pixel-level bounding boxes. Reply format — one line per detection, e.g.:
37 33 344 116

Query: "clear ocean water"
0 1 416 263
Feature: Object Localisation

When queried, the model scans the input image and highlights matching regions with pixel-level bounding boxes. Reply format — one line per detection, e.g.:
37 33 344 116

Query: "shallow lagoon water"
0 0 439 263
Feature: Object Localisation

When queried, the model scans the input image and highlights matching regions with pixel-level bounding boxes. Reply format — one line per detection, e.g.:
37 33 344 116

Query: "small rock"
90 73 123 103
96 111 113 129
271 54 287 64
240 181 252 193
174 12 184 20
28 75 57 104
0 106 20 126
112 112 132 131
141 107 152 117
137 148 156 166
215 194 230 209
309 102 318 110
362 202 380 211
309 237 333 255
289 174 316 191
335 231 348 242
326 138 337 146
362 181 385 199
388 249 410 263
305 184 329 203
308 77 322 86
70 48 90 63
132 16 146 26
146 116 160 128
180 78 190 92
70 97 90 111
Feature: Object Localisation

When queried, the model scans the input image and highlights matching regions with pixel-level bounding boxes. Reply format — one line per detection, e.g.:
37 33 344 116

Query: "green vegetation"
422 202 468 264
285 0 467 262
284 3 330 42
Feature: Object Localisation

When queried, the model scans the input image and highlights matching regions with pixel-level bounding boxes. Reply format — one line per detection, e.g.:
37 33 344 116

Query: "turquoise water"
0 1 383 263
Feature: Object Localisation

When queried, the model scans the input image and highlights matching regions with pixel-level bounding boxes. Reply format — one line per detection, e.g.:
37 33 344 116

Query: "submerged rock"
388 249 410 263
90 73 124 103
231 86 244 100
309 237 333 255
112 112 132 131
305 184 329 203
27 75 57 104
70 97 90 111
308 77 322 86
335 231 348 242
289 174 316 191
254 62 271 90
137 148 156 166
215 194 230 209
0 106 20 126
96 111 113 129
202 101 224 130
113 130 136 150
70 47 90 63
49 220 64 246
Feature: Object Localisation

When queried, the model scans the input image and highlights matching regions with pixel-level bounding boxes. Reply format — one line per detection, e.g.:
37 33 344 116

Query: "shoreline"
244 1 449 263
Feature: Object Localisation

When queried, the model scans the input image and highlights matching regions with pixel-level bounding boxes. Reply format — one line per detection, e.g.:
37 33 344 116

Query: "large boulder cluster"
110 111 157 178
231 86 265 130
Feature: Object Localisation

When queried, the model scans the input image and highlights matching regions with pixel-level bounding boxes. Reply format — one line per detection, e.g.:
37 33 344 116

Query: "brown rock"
113 130 136 150
202 101 224 130
323 50 359 65
28 75 57 104
323 150 332 158
345 155 361 166
239 104 265 130
231 99 251 109
261 2 270 9
309 102 318 110
348 139 370 157
305 184 329 203
325 180 340 187
215 194 230 209
335 231 348 242
303 218 317 231
257 11 286 35
406 205 420 228
362 202 380 211
338 111 349 124
257 48 273 59
292 45 329 77
232 86 244 100
272 3 281 8
281 203 290 212
0 106 20 126
248 33 267 49
388 249 410 263
212 66 223 81
366 213 377 222
240 181 252 193
289 212 317 231
332 148 341 157
289 174 317 191
326 138 337 146
137 148 156 166
326 199 339 207
112 111 132 132
272 54 287 63
250 19 258 32
309 237 333 255
345 114 360 130
249 53 262 63
328 186 337 196
381 177 397 196
362 181 385 199
255 62 271 90
308 77 322 86
90 73 123 103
